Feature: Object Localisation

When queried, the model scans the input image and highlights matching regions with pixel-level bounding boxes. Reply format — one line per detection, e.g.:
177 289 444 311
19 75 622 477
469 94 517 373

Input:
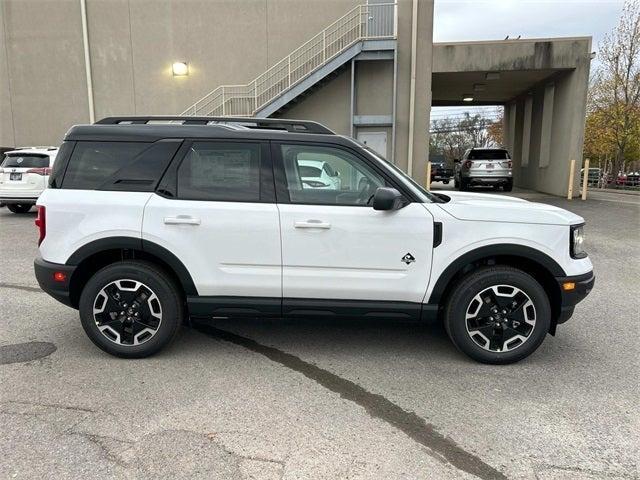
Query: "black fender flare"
427 243 566 305
66 236 198 296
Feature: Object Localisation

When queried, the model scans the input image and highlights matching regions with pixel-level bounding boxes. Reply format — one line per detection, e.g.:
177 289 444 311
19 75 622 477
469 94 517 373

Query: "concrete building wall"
1 0 90 147
1 0 360 146
280 66 352 136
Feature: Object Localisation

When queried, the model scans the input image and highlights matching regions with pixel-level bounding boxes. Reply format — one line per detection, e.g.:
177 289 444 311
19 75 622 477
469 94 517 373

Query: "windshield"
360 145 443 203
2 154 50 168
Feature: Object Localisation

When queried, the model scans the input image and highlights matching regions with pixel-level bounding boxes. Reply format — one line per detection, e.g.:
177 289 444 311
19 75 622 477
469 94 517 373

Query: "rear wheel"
79 261 183 358
503 180 513 192
7 204 32 213
444 266 551 364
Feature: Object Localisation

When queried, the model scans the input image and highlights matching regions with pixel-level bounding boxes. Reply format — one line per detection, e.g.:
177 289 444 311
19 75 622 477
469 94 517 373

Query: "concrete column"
521 96 533 167
539 83 555 168
394 0 433 183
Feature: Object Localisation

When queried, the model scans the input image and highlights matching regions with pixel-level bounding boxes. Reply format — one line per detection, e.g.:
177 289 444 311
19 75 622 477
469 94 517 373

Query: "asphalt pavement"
0 188 638 480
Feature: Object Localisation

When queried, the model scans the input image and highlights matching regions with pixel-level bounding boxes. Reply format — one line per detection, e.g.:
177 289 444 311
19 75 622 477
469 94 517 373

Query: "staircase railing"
181 2 396 117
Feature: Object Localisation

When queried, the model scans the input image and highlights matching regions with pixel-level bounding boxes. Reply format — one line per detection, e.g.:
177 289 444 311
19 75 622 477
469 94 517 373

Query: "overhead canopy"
431 37 591 106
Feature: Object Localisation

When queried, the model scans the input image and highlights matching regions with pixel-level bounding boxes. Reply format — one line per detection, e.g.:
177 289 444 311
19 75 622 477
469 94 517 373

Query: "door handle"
163 215 201 225
294 220 331 229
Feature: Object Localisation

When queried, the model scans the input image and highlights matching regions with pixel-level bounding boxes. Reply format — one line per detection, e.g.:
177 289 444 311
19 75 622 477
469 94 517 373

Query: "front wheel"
444 266 551 364
79 261 183 358
7 204 32 213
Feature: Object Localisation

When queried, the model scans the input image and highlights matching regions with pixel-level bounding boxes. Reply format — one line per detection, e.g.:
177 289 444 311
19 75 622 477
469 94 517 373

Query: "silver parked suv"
454 148 513 192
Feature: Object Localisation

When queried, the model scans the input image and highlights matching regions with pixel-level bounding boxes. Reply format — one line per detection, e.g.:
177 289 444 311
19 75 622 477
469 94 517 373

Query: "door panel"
143 140 281 298
143 195 281 297
279 202 433 302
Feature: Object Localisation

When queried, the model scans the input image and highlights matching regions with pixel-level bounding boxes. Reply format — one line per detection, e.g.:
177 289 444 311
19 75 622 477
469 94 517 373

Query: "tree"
429 112 501 163
587 0 640 180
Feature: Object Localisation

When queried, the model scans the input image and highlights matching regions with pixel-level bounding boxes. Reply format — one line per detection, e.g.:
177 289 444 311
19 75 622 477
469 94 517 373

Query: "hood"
436 191 584 226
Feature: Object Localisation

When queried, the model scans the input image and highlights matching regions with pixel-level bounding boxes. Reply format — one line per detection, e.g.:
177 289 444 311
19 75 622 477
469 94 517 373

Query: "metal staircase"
181 3 396 118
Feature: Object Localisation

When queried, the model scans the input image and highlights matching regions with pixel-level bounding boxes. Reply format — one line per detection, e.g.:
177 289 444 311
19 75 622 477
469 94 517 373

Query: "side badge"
402 253 415 265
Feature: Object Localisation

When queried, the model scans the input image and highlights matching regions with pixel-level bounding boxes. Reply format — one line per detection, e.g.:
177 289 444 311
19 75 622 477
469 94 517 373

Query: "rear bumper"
465 177 512 185
556 271 595 324
34 256 76 308
0 196 39 204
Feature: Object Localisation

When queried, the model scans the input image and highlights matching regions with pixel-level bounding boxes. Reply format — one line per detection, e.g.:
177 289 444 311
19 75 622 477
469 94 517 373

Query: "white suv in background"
0 147 58 213
34 116 594 364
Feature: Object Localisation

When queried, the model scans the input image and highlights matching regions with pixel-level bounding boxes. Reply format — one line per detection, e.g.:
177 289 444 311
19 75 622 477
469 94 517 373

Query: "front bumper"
34 256 77 308
555 271 595 324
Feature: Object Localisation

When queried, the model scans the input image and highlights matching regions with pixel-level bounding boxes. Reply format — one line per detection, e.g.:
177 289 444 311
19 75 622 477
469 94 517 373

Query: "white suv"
0 147 58 213
34 116 594 364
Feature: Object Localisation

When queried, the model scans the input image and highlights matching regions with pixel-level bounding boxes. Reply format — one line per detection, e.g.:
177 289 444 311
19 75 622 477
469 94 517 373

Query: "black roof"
65 116 350 145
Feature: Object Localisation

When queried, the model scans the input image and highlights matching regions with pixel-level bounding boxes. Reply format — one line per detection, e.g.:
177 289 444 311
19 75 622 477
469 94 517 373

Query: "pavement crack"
196 324 507 480
0 282 41 293
3 400 97 413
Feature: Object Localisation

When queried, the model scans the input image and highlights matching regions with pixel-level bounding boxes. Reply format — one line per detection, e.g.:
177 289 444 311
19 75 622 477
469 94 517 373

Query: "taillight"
464 160 473 169
35 206 46 246
26 167 52 175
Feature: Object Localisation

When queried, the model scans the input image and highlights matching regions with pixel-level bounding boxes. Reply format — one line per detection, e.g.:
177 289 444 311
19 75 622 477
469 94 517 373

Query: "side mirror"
373 187 404 211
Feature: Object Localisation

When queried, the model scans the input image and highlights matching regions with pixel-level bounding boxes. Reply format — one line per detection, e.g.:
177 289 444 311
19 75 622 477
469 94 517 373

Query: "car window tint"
62 142 149 189
281 144 385 205
177 142 260 202
468 150 510 160
2 154 51 168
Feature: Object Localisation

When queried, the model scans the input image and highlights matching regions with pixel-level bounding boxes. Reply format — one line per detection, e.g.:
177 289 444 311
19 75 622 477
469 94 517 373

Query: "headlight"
570 224 587 258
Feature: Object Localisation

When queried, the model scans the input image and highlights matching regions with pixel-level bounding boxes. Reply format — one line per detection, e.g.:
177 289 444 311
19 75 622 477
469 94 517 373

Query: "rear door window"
176 141 261 202
1 154 50 168
62 142 149 189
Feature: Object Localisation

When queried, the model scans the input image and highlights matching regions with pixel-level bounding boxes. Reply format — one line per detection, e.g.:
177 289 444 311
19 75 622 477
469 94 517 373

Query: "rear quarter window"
62 142 149 190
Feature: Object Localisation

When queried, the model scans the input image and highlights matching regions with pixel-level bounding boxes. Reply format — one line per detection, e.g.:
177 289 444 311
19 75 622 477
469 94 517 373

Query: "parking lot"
0 189 638 480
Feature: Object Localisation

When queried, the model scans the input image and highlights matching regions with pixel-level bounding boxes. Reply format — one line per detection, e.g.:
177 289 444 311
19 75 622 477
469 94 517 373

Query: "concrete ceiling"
431 69 560 106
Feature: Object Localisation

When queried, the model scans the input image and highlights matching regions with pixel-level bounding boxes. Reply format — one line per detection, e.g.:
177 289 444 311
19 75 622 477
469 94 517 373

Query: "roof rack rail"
95 116 335 135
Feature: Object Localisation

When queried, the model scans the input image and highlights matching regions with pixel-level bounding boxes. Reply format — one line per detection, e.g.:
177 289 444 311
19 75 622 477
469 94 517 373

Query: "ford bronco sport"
34 116 594 364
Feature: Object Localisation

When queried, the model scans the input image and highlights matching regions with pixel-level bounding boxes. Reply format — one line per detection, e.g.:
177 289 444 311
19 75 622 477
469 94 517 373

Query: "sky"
432 0 626 121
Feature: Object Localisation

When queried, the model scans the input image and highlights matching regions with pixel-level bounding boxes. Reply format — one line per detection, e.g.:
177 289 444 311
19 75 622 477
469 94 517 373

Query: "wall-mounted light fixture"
172 62 189 76
462 94 474 102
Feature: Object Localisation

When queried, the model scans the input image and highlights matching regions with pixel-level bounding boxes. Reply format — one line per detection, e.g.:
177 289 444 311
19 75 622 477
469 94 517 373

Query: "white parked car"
34 116 594 364
298 159 342 190
0 147 58 213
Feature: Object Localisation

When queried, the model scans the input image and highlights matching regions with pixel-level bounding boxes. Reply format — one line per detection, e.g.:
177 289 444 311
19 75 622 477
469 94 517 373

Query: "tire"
503 180 513 192
443 180 450 185
444 266 551 364
78 260 183 358
460 178 470 191
7 204 32 213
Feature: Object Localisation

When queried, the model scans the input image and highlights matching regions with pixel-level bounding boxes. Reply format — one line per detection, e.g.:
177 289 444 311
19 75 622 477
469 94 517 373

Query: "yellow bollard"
567 159 576 200
581 158 590 200
426 162 432 191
